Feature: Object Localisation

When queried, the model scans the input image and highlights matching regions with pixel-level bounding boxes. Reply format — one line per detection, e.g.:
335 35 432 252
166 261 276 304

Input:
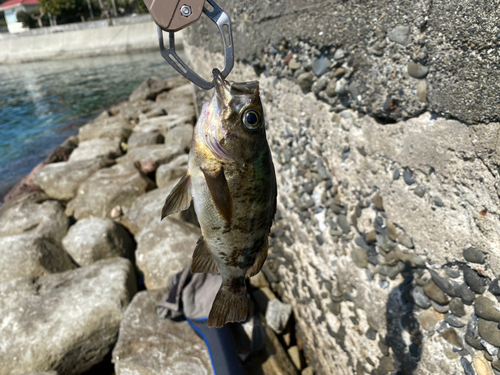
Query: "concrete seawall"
0 21 180 64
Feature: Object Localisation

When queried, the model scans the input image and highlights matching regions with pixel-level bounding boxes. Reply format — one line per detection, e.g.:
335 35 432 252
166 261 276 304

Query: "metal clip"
157 0 234 90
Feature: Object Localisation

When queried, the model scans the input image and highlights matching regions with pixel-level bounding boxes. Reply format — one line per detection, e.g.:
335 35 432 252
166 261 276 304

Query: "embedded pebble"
493 360 500 372
376 262 405 279
337 214 351 234
417 80 427 103
412 286 432 309
366 327 377 340
333 48 345 60
408 61 429 79
403 168 416 185
475 296 500 322
424 280 450 305
388 25 412 46
441 327 464 349
288 58 301 70
397 232 414 249
445 314 466 328
473 355 495 375
481 339 499 357
297 72 315 92
414 185 426 198
460 282 477 304
464 247 486 264
446 268 461 278
325 79 337 97
489 280 500 297
464 265 489 294
373 193 384 211
312 56 331 76
419 310 439 331
432 196 444 207
468 314 480 339
466 332 486 350
450 298 466 317
461 357 476 375
432 301 450 314
478 319 500 347
351 247 368 268
393 168 400 180
429 269 460 297
386 222 397 241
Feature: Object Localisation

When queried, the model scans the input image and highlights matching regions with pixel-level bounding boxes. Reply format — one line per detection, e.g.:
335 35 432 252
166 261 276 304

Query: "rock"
155 83 195 104
133 114 194 136
377 355 395 375
112 289 212 375
424 280 450 305
397 232 414 249
164 124 194 152
325 79 337 97
66 163 155 220
62 217 135 267
68 138 122 162
475 296 500 322
388 25 412 46
490 280 500 297
312 56 330 76
450 298 466 317
418 310 438 331
288 58 301 70
78 117 132 143
297 72 315 92
127 131 164 148
407 61 429 79
333 48 345 60
116 143 184 166
440 327 463 349
301 367 314 375
351 247 368 268
337 214 350 234
429 269 460 297
0 258 136 374
266 299 293 334
135 217 200 289
473 355 495 375
417 80 427 103
432 300 449 313
373 193 384 211
461 358 476 375
445 314 466 328
376 262 405 279
250 271 270 289
464 265 489 294
479 319 500 347
466 332 486 350
432 196 444 207
110 205 122 218
139 160 159 175
311 76 329 95
414 185 426 198
412 286 432 309
0 234 76 284
129 76 187 102
464 247 486 264
403 168 416 185
460 282 477 304
156 154 189 188
33 158 115 201
0 200 68 242
288 346 302 370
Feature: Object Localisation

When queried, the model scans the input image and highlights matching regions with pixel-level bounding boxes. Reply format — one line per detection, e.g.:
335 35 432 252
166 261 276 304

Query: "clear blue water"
0 51 180 201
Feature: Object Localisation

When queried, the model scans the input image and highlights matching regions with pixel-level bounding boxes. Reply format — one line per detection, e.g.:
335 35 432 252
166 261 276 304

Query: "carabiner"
147 0 234 90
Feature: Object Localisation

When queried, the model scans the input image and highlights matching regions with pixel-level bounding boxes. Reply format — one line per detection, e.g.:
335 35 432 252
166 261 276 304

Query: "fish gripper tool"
143 0 234 90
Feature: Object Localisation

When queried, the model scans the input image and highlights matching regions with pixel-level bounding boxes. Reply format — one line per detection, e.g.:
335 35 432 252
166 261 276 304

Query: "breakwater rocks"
0 76 303 375
185 42 500 375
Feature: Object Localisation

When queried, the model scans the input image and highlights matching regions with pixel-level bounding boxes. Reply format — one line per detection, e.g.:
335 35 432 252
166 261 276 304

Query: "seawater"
0 51 181 201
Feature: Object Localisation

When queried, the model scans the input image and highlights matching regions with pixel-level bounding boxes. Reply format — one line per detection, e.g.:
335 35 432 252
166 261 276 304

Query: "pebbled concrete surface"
185 0 500 124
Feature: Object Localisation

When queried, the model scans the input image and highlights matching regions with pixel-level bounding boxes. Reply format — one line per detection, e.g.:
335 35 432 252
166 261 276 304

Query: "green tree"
38 0 75 17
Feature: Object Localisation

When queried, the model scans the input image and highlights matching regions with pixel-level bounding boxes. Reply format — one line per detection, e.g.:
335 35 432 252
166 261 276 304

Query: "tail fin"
208 288 248 328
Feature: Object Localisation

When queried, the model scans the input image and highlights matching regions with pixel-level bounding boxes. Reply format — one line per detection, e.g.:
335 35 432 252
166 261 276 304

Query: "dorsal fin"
191 236 220 274
200 166 233 223
161 174 191 220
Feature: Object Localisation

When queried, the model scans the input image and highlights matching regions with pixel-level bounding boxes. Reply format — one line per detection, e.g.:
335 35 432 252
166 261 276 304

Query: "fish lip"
212 69 230 100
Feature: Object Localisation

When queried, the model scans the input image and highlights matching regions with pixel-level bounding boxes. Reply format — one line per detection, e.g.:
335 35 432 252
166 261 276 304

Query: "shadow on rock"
385 264 423 375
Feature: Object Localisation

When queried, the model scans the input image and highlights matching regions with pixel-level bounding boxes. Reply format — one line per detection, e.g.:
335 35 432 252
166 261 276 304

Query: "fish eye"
242 109 262 131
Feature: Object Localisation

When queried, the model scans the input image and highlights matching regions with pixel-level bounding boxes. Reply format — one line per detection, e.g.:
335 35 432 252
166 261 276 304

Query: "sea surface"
0 51 181 201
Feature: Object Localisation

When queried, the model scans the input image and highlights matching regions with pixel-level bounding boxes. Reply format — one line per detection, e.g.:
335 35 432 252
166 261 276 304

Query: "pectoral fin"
200 166 233 223
161 174 191 219
191 236 220 274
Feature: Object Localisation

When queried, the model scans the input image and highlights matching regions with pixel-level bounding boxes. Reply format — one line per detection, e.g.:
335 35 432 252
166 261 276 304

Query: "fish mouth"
212 69 231 101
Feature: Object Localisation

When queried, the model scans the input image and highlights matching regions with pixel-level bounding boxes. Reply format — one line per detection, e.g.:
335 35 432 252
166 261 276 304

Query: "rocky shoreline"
0 76 307 375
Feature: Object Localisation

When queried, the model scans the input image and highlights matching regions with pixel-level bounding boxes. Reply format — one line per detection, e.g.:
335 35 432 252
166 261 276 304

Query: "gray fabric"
156 262 222 320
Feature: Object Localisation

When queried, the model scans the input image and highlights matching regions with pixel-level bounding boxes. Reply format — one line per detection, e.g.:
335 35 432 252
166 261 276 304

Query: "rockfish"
161 69 277 328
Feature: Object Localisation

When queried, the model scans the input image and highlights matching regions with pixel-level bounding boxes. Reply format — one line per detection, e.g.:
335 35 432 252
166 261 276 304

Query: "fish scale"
161 69 276 328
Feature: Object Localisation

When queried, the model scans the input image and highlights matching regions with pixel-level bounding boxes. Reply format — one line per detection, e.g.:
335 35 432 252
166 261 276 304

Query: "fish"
161 68 277 328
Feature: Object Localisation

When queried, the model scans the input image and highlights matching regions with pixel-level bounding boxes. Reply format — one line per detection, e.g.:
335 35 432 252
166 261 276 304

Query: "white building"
0 0 40 33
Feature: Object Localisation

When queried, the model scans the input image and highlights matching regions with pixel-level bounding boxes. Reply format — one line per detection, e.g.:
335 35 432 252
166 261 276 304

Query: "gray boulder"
62 217 135 267
0 200 68 243
0 234 76 284
265 299 293 334
66 163 155 220
112 289 212 375
133 114 194 136
156 83 195 104
127 131 164 148
109 101 154 122
136 217 200 289
156 154 189 188
33 158 115 201
129 76 188 102
164 124 193 153
78 117 132 143
0 258 136 375
68 138 122 162
116 144 184 166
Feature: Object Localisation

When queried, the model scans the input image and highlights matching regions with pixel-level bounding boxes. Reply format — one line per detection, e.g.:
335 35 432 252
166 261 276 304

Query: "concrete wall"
183 2 500 373
0 20 173 63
